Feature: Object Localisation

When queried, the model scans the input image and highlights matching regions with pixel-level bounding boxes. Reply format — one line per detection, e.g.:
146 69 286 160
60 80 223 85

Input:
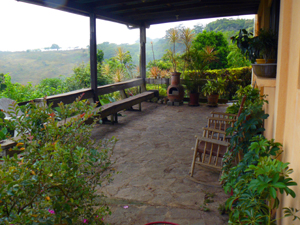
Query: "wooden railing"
17 78 144 107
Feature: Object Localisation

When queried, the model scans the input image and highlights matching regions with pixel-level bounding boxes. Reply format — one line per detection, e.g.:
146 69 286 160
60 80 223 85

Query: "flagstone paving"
91 101 230 225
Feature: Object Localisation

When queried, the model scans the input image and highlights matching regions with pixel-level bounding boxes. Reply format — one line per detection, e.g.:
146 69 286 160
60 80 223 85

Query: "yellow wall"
253 75 276 140
254 0 300 224
276 0 300 224
264 0 300 224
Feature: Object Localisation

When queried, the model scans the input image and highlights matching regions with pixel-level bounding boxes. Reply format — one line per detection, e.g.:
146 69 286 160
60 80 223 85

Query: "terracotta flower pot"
188 92 199 106
207 94 219 107
256 59 266 64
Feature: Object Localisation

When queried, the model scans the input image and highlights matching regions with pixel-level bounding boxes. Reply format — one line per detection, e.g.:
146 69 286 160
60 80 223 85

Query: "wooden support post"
140 24 147 92
90 12 98 103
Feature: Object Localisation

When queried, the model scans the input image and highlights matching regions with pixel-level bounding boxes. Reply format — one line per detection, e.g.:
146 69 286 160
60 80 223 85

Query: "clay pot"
256 59 266 64
252 63 277 78
188 92 199 106
256 59 276 64
207 94 219 107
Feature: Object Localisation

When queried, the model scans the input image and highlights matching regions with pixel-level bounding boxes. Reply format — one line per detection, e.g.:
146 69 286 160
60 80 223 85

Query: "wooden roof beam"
93 0 258 9
144 8 258 25
103 0 200 13
123 3 259 18
17 0 141 27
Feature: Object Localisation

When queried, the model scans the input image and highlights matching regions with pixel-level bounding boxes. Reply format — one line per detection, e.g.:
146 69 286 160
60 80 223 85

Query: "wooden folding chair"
206 95 247 132
206 117 236 132
190 137 230 176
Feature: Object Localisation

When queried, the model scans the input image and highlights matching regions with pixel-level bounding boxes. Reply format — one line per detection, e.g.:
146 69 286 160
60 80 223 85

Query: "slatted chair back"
206 94 247 132
190 137 230 177
202 127 228 142
210 111 237 120
207 117 236 132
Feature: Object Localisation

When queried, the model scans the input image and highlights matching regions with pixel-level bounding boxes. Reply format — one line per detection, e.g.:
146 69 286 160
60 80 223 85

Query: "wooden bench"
20 78 158 124
98 90 158 124
1 78 158 157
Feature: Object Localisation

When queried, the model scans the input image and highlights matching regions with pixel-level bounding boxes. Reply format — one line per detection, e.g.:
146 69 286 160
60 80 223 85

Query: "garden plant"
221 86 300 224
0 96 116 225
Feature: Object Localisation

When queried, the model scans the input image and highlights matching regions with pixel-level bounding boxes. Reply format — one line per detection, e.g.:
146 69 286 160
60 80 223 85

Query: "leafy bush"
192 31 230 69
0 97 116 224
226 85 263 114
187 67 251 99
221 87 300 224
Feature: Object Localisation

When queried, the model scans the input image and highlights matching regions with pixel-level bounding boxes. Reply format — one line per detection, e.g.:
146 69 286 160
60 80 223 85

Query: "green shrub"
221 88 300 224
187 66 251 99
0 97 116 224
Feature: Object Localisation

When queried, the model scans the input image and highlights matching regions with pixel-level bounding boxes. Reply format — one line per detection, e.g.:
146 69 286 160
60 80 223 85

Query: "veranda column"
140 24 147 92
90 12 98 102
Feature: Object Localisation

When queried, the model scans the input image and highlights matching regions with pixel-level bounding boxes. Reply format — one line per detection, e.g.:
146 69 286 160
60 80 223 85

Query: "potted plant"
185 46 218 106
184 73 203 106
149 66 160 83
231 29 278 78
160 69 170 85
202 78 226 107
252 29 278 78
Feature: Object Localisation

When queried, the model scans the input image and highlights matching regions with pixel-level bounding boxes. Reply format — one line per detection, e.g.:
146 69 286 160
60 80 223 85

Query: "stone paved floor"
91 102 229 225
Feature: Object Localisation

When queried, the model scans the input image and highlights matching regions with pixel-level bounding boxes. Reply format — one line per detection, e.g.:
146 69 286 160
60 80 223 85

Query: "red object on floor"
145 222 179 225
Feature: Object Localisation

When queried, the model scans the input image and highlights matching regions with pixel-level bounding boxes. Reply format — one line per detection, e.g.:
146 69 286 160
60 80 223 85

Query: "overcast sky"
0 0 255 52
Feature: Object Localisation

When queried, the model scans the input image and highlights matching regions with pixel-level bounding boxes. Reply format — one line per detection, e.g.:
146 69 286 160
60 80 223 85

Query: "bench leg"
139 102 142 111
114 113 118 123
110 115 114 125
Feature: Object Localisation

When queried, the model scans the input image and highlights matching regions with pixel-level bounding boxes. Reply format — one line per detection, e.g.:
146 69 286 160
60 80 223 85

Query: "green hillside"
0 49 89 85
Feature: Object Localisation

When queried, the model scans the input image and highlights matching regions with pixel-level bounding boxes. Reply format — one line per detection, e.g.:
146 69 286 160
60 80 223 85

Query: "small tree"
192 30 229 69
165 28 180 72
50 44 60 51
179 27 195 76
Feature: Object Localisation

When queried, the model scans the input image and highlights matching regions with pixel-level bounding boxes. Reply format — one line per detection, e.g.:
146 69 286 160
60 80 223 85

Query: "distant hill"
0 49 89 85
0 18 254 85
205 18 254 33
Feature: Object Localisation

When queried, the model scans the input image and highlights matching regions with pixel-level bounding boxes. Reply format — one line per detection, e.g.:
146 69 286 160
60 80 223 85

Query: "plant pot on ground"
202 78 226 107
185 46 219 106
184 73 203 106
189 92 200 106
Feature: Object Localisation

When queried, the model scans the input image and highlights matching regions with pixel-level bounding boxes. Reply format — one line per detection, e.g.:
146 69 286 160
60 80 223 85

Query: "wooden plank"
207 117 236 122
195 161 222 170
47 89 93 107
97 78 143 95
211 112 237 117
98 91 156 118
202 127 226 134
198 137 230 146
